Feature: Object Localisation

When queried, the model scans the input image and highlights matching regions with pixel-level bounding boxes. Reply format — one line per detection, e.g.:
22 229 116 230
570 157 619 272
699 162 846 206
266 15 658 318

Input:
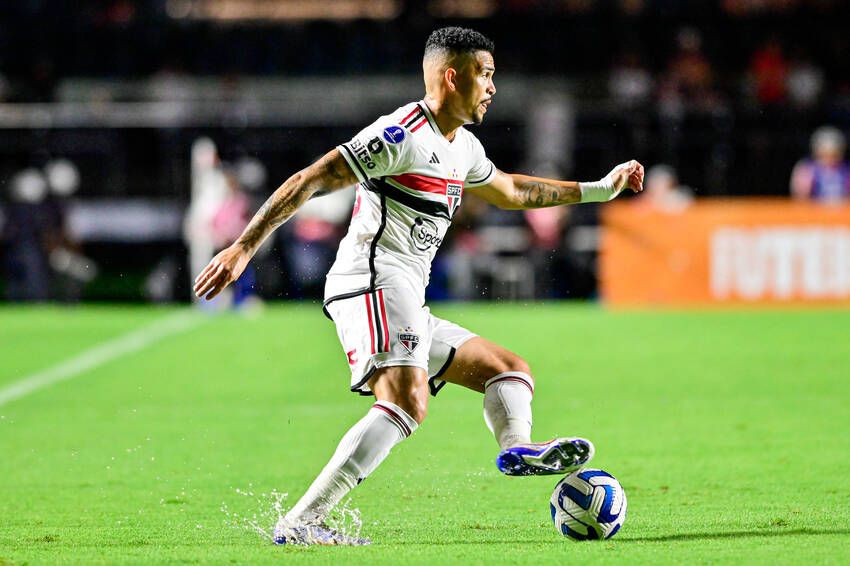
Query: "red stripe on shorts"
364 293 376 355
377 289 389 352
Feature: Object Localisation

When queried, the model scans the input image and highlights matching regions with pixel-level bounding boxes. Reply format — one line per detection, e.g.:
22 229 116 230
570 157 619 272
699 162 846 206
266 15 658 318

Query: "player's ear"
445 67 457 92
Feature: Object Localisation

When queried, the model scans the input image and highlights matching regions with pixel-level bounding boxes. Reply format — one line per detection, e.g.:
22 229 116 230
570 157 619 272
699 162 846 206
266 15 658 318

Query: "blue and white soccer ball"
550 468 627 541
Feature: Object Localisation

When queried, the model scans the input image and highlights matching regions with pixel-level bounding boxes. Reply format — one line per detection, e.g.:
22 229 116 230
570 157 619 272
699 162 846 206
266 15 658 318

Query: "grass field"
1 303 849 565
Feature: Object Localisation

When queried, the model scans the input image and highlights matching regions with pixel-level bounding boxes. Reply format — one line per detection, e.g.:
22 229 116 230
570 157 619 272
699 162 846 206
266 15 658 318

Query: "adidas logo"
429 153 440 164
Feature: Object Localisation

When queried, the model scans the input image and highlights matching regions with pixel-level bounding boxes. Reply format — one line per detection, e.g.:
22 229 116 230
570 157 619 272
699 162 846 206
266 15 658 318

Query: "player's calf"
282 399 418 527
483 371 534 448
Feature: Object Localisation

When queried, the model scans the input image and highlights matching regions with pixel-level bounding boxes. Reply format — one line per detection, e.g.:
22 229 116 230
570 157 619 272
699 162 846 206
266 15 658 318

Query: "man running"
193 26 644 545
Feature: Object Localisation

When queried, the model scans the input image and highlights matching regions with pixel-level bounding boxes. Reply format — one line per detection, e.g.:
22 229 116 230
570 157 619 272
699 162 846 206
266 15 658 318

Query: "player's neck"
422 96 463 142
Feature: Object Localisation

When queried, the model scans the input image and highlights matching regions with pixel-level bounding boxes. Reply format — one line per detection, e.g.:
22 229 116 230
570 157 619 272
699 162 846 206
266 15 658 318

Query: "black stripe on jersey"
467 162 495 185
401 109 424 128
368 191 388 290
340 144 368 180
416 102 438 133
370 292 383 353
365 178 451 220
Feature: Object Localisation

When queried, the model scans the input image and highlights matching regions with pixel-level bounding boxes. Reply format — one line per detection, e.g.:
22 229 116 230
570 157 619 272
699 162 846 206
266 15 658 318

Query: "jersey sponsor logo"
346 349 358 365
429 152 440 164
349 138 377 170
446 182 462 218
410 216 443 251
383 125 406 144
398 328 420 355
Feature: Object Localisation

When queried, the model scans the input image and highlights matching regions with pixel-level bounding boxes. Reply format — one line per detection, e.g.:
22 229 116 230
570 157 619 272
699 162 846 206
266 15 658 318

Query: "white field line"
0 310 205 407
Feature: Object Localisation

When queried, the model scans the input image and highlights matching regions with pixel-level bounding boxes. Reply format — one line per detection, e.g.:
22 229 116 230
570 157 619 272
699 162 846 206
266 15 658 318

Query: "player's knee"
407 396 429 425
395 385 428 424
510 355 532 377
490 351 531 378
370 366 429 424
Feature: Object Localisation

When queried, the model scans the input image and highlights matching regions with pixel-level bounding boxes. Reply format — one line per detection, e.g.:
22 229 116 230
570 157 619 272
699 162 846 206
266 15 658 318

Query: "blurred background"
2 0 849 306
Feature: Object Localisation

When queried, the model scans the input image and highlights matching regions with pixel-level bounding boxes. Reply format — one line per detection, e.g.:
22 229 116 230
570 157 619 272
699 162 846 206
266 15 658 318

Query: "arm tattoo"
235 184 301 251
311 153 349 198
515 180 580 208
234 151 353 252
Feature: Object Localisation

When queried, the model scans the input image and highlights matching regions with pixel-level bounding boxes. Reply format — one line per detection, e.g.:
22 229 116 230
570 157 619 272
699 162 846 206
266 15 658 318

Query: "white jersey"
324 100 497 308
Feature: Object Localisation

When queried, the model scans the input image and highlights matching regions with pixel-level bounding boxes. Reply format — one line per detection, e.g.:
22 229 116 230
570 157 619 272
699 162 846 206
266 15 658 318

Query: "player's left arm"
468 160 644 210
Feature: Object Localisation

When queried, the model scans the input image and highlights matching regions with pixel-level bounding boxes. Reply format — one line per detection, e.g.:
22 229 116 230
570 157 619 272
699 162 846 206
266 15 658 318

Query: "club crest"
398 328 420 355
446 181 463 218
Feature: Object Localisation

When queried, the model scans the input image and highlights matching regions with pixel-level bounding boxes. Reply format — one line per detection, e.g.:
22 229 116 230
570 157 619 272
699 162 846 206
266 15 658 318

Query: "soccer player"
193 27 644 545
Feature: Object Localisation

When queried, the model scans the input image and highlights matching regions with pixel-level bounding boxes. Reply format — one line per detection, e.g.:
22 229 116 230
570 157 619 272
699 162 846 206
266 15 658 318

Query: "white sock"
283 400 417 526
483 372 534 449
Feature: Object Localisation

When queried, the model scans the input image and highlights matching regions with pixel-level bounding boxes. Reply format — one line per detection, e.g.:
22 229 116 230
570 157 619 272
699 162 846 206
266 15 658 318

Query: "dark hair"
424 27 494 58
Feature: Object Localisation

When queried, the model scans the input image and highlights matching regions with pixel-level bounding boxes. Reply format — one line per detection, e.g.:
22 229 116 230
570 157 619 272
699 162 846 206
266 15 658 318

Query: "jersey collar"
417 100 444 138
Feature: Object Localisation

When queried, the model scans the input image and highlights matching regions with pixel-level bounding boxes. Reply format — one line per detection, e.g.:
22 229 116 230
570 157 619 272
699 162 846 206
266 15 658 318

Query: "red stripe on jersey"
377 289 389 352
390 173 450 195
400 107 420 126
410 117 428 132
364 293 376 354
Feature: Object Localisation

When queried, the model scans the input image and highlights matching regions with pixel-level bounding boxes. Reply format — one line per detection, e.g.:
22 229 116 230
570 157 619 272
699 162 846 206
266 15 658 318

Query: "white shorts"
323 287 477 396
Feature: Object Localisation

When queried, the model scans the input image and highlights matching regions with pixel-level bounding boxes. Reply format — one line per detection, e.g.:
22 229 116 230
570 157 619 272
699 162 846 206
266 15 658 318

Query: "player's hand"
193 244 251 301
606 160 644 194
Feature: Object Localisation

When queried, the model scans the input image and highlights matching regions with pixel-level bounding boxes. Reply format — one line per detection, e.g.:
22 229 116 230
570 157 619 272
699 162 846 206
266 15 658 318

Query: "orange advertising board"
600 198 850 306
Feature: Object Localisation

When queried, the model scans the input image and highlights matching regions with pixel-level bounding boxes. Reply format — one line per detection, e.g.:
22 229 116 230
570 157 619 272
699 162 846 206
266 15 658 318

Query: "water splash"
221 487 366 545
325 499 364 542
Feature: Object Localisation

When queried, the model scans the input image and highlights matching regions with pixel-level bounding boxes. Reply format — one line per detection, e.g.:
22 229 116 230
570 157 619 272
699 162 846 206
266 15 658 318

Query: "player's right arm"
193 148 357 300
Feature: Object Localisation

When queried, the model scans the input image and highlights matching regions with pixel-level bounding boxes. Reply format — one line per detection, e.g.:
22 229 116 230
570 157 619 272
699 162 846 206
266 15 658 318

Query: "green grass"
1 303 849 565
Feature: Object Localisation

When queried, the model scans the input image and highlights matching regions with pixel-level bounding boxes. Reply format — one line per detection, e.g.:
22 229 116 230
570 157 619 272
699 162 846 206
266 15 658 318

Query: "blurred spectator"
749 37 788 107
658 28 721 112
657 28 727 169
786 50 824 109
43 159 97 302
608 49 653 109
790 126 850 202
185 138 228 302
183 139 263 309
2 169 52 301
211 169 261 308
633 164 694 213
608 48 654 161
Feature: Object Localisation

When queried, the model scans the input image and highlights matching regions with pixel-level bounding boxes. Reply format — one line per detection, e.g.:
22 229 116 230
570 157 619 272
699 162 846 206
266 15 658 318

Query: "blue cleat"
273 522 370 546
496 437 595 476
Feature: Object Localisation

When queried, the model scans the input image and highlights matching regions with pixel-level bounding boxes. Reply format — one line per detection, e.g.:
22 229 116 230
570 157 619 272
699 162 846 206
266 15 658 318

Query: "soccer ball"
550 468 627 541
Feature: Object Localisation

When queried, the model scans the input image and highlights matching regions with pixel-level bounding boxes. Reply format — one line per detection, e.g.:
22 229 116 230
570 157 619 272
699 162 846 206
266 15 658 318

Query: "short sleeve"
464 135 497 188
337 117 415 183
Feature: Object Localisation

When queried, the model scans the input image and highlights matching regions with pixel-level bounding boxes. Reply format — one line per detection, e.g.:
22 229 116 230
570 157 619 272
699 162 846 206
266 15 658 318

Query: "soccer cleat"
273 522 370 546
496 437 595 476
